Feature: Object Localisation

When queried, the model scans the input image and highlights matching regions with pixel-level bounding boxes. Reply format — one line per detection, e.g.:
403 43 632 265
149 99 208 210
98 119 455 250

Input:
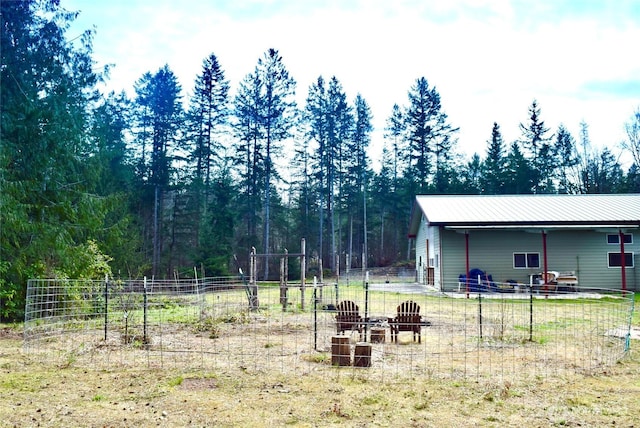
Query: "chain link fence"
24 275 635 381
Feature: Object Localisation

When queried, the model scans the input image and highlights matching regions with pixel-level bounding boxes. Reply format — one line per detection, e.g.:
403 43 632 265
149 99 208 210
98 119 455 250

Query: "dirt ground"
1 323 640 427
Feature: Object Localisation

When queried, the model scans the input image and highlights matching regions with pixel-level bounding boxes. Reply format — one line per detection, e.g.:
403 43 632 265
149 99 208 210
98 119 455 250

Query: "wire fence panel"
24 276 635 382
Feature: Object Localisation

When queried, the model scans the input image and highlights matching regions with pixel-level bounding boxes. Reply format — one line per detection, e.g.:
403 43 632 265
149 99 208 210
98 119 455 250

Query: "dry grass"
2 323 640 427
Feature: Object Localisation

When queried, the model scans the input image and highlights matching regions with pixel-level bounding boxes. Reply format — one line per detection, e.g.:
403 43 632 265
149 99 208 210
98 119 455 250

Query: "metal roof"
408 194 640 235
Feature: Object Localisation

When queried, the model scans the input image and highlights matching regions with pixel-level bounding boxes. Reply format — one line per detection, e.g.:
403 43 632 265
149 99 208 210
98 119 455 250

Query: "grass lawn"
1 294 639 427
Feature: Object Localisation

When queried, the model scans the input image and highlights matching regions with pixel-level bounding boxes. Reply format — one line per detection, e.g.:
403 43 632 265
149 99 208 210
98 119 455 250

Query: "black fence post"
143 277 148 344
313 287 318 351
529 292 533 342
104 276 108 341
478 292 483 339
364 272 370 341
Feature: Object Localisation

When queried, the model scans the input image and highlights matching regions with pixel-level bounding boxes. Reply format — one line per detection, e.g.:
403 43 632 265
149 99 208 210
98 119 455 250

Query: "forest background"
2 0 640 322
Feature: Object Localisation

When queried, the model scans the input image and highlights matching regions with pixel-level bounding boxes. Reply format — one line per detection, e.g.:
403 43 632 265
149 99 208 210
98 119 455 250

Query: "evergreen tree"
384 104 407 188
1 0 117 319
480 122 507 194
463 153 483 194
233 71 263 254
132 65 183 276
518 100 554 193
88 91 143 276
185 53 230 267
503 142 536 194
256 48 297 279
187 53 229 191
304 76 353 270
232 49 296 278
554 124 580 194
404 77 456 193
303 76 328 265
432 135 461 193
194 172 236 275
376 104 411 263
345 94 372 268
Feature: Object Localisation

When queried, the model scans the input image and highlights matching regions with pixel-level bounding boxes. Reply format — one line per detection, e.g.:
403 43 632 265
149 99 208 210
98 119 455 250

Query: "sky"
65 0 640 169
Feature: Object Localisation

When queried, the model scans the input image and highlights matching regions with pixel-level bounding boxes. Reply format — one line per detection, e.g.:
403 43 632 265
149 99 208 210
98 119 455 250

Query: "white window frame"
607 252 635 268
607 233 633 245
513 252 540 269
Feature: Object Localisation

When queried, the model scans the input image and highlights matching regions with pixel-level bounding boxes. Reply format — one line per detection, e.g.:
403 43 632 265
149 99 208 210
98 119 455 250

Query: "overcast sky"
65 0 640 168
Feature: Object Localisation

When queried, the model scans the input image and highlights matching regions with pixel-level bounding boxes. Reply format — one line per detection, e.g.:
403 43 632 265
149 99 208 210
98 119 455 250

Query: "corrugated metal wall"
439 228 638 291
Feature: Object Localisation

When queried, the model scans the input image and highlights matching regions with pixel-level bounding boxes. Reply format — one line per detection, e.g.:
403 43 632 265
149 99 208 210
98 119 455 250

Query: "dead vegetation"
2 323 640 427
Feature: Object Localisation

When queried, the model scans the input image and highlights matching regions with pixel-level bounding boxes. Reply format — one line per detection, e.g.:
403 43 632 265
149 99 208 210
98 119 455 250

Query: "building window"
608 252 634 268
607 234 633 244
513 252 540 269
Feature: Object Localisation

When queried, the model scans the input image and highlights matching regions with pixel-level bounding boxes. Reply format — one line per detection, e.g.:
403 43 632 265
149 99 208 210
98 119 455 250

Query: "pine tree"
233 71 263 252
303 76 354 270
554 124 579 194
518 100 554 193
480 122 507 194
404 77 457 193
232 49 296 278
187 53 230 191
384 104 406 188
345 94 372 269
256 48 297 279
132 65 183 276
186 53 230 267
503 142 536 194
463 153 483 194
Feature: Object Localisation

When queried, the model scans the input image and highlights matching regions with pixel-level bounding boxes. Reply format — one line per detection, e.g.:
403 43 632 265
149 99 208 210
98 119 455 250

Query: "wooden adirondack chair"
335 300 364 340
390 300 421 343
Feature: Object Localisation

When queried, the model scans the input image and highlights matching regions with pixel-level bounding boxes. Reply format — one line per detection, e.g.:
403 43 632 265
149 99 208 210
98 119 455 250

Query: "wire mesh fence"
24 274 635 382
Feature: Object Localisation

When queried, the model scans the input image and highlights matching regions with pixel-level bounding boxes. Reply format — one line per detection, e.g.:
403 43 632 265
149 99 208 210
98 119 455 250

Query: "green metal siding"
440 228 638 291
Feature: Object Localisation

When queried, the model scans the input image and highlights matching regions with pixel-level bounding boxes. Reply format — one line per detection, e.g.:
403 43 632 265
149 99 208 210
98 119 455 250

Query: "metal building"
407 194 640 292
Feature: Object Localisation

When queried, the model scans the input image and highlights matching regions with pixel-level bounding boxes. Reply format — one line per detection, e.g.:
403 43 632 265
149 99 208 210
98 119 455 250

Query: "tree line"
2 0 639 321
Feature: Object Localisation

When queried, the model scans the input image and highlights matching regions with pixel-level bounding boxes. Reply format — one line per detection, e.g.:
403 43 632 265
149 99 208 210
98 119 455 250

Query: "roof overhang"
444 224 640 230
446 225 640 234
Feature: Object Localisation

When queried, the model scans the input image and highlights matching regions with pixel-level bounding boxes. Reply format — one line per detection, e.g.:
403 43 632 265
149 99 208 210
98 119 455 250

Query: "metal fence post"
143 276 148 344
104 275 108 341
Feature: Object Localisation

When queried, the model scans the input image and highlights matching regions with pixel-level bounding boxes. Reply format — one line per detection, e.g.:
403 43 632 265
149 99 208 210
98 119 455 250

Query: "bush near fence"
24 276 635 382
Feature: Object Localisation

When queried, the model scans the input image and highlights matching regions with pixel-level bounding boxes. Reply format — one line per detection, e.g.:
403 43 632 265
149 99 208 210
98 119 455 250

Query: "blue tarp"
458 268 495 292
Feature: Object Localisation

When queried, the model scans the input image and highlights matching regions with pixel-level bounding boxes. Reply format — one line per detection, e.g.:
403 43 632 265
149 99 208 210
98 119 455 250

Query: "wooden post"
331 336 351 366
354 342 372 367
